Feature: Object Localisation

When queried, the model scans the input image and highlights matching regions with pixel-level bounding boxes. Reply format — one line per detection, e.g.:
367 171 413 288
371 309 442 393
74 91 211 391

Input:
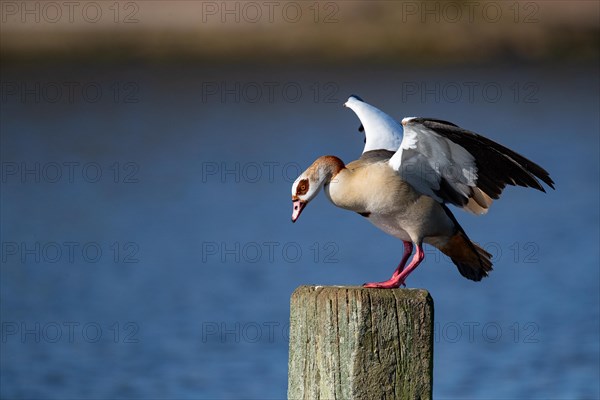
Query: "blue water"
1 64 598 399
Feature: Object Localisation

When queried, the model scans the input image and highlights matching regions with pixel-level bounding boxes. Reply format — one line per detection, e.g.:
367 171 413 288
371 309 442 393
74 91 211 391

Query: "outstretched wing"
389 118 555 214
344 95 403 154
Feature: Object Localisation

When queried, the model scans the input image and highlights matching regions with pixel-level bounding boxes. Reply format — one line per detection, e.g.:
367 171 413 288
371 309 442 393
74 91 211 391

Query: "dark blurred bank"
1 1 598 66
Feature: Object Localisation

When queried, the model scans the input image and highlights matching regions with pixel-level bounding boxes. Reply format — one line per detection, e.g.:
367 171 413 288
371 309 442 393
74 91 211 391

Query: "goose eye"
296 179 309 195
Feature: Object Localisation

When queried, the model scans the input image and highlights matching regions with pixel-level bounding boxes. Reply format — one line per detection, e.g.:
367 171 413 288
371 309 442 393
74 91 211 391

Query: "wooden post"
287 286 434 400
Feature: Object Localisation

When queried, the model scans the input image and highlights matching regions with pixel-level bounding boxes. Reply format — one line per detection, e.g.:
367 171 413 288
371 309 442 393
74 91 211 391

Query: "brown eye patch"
296 179 309 196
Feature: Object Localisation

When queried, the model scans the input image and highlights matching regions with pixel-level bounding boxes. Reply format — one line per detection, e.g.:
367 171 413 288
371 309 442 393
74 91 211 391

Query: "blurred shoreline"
1 1 598 66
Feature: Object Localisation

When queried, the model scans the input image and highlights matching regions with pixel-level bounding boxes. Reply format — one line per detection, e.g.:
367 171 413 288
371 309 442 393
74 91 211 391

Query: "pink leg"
364 244 424 289
391 241 413 279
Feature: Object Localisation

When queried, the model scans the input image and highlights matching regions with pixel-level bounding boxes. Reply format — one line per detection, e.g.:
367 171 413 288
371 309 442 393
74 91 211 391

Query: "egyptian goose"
291 95 554 288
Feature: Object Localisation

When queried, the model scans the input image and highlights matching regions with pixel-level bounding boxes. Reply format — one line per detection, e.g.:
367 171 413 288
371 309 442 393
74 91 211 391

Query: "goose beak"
291 200 307 223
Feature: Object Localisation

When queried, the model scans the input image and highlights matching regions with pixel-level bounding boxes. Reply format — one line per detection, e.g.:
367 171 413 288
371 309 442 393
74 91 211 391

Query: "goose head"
344 95 403 152
291 156 344 222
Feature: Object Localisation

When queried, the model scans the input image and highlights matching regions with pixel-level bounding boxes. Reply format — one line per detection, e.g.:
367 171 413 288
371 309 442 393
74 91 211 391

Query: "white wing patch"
390 119 478 205
345 97 403 153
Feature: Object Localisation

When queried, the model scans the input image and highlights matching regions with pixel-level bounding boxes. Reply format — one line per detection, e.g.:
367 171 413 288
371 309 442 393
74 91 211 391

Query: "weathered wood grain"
288 285 434 400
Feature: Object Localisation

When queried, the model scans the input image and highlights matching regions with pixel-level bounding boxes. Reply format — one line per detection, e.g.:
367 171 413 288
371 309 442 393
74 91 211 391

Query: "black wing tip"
535 176 555 191
516 163 556 192
416 118 460 128
539 173 556 190
488 159 555 194
410 116 557 196
424 119 556 194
